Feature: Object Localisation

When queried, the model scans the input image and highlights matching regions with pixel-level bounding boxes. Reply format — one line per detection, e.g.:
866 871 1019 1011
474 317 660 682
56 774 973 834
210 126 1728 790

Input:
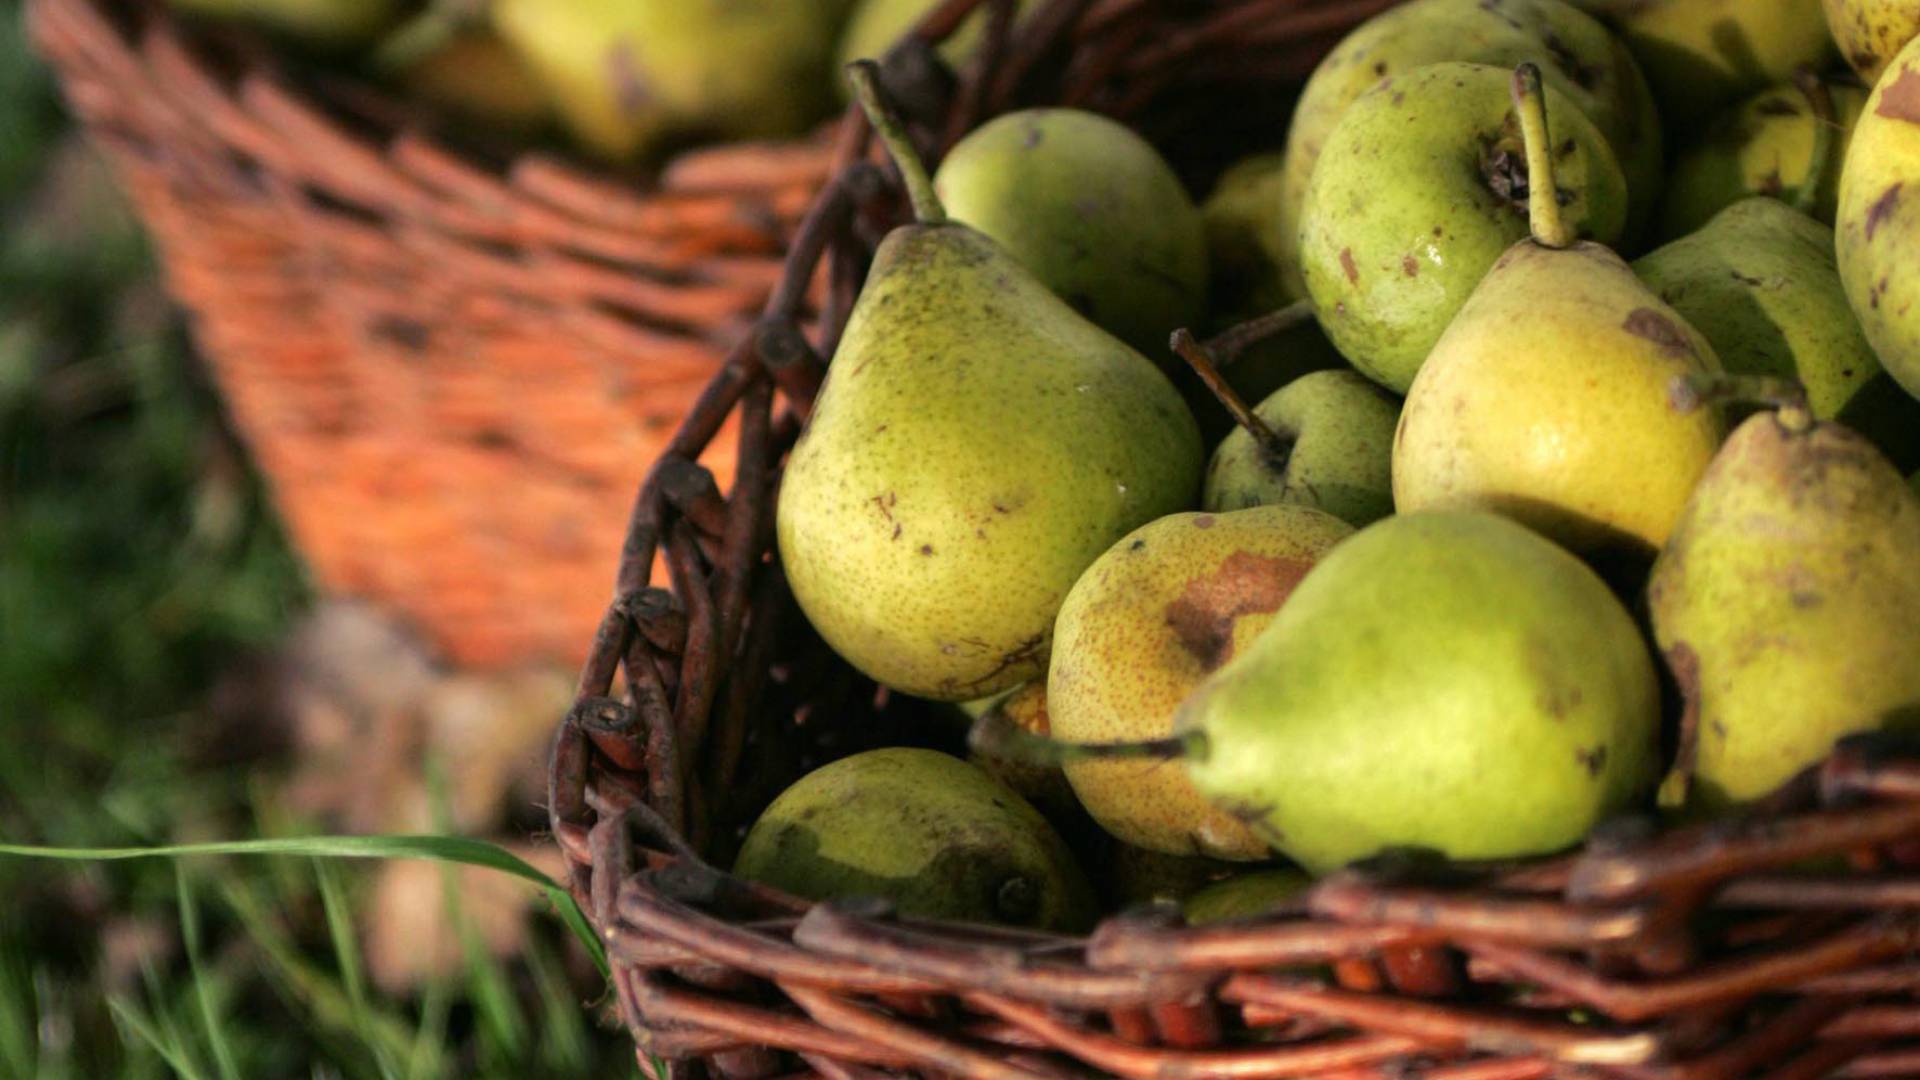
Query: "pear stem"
1669 373 1814 433
846 60 947 226
968 709 1203 768
1171 328 1289 459
1205 299 1318 367
1790 67 1837 218
1511 63 1575 251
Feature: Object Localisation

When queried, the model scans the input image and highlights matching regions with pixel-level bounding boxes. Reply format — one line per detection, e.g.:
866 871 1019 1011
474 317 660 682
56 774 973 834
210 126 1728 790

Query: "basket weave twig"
535 1 1920 1076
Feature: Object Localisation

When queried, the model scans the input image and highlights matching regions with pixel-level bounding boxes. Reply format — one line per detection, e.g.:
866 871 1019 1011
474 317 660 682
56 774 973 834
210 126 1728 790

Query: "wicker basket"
27 0 849 668
538 2 1920 1076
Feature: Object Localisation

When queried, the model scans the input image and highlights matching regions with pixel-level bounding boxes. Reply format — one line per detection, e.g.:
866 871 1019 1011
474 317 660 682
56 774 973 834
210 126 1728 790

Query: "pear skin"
1586 0 1834 132
1825 0 1920 84
1274 0 1663 302
1049 507 1353 860
934 109 1208 358
1836 36 1920 403
1659 81 1868 238
1203 369 1400 528
1183 869 1311 925
1395 240 1725 555
1301 62 1628 394
1649 412 1920 810
1177 510 1659 875
733 749 1096 930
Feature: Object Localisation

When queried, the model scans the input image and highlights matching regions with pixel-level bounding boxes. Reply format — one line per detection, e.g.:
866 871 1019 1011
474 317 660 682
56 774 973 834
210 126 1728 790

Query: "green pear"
1202 153 1292 316
1836 35 1920 404
399 31 552 133
1825 0 1920 84
778 67 1202 702
1395 65 1723 557
1301 62 1629 394
1635 199 1920 470
733 748 1096 930
838 0 1040 73
1183 869 1311 925
1579 0 1834 132
492 0 842 161
1049 507 1353 860
1271 0 1662 303
1648 403 1920 811
170 0 398 45
1202 369 1399 528
934 109 1208 358
1659 80 1869 238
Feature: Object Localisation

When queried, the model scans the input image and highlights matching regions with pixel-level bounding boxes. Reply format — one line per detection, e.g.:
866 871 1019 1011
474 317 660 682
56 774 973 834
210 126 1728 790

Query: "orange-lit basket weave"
28 0 843 667
540 2 1920 1077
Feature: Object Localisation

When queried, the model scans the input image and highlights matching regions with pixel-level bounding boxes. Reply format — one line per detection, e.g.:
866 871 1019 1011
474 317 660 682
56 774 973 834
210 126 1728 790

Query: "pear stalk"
1171 328 1289 462
1669 372 1814 433
1511 63 1575 251
968 708 1204 768
1790 67 1837 218
1205 299 1317 367
847 60 947 226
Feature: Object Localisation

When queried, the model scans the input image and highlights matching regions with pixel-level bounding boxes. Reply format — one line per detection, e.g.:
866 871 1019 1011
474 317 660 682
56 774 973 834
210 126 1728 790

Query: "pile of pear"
737 0 1920 929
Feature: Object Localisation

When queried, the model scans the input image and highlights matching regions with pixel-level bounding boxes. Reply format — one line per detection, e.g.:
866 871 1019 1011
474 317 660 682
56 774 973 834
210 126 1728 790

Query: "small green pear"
1649 402 1920 811
1658 79 1868 238
1301 62 1629 394
733 748 1096 930
1183 869 1311 925
169 0 398 45
838 0 1040 74
1049 507 1353 861
492 0 842 161
1825 0 1920 84
934 109 1208 358
1581 0 1834 132
1836 35 1920 404
1201 368 1400 528
778 67 1202 702
398 31 552 133
1272 0 1663 304
1395 65 1724 557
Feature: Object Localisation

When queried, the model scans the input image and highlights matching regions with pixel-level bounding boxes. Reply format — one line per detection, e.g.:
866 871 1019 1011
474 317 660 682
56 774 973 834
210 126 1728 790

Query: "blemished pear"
1836 35 1920 403
1203 369 1400 528
1183 869 1311 925
493 0 842 161
934 109 1208 358
733 749 1096 930
1635 199 1920 470
1649 406 1920 810
1584 0 1834 132
1825 0 1920 84
1272 0 1663 303
1395 65 1723 556
1048 507 1353 861
1301 62 1628 394
1658 80 1868 238
1163 511 1657 874
778 66 1201 701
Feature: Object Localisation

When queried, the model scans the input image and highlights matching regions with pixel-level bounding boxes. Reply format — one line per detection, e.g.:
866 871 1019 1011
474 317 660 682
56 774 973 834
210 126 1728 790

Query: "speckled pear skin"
1176 511 1660 876
1301 63 1629 394
1658 82 1869 239
1048 507 1353 861
1648 415 1920 811
1203 370 1400 528
1182 869 1311 925
1394 240 1724 556
1825 0 1920 84
733 749 1096 931
934 109 1208 358
493 0 842 161
1635 200 1920 461
1273 0 1662 302
1837 38 1920 403
778 224 1202 703
1585 0 1834 132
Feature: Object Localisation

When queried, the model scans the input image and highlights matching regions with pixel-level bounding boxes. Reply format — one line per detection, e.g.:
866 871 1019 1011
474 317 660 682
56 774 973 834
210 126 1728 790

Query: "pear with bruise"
1649 405 1920 811
1580 0 1833 132
1047 506 1352 861
1836 36 1920 403
1658 80 1868 238
1825 0 1920 84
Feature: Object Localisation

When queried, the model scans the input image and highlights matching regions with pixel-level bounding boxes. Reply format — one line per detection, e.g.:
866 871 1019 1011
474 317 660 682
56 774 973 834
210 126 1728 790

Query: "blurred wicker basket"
27 0 844 667
538 2 1920 1076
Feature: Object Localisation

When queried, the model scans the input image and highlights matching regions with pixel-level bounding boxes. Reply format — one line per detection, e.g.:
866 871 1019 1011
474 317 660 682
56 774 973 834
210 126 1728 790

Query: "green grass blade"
107 995 210 1080
404 977 451 1080
526 938 589 1074
175 867 240 1080
425 760 526 1066
311 859 395 1080
0 949 38 1078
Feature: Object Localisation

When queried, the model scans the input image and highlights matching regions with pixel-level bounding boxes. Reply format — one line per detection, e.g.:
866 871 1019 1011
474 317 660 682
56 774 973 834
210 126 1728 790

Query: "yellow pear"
1581 0 1834 132
1835 34 1920 403
1394 65 1724 556
1826 0 1920 84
